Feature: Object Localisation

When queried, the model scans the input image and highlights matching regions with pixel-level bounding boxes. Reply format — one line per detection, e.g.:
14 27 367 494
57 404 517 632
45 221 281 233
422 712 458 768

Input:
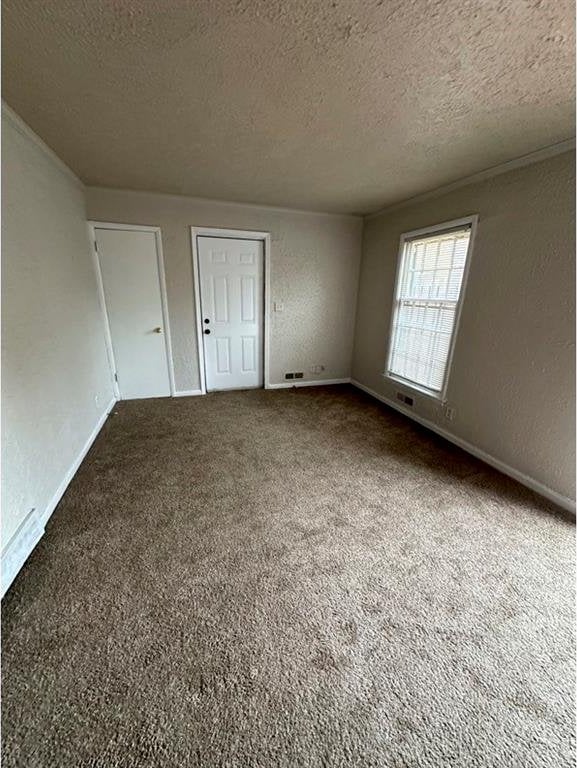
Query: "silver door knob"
153 327 163 333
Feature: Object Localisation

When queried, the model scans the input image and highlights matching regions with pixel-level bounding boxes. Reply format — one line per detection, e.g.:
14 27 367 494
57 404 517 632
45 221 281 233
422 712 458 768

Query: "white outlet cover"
274 302 284 312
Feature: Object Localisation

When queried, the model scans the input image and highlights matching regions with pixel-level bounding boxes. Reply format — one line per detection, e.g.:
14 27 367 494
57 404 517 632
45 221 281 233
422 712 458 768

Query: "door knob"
153 327 163 334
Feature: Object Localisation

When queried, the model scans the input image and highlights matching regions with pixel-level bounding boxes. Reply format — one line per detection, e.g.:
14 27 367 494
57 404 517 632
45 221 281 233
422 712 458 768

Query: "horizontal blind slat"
388 226 471 392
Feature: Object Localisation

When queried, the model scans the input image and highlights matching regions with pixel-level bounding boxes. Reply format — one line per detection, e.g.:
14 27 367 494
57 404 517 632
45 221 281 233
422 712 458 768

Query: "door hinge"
114 373 118 382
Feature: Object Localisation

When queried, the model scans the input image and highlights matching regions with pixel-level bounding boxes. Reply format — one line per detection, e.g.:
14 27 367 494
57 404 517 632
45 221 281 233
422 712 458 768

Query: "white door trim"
190 227 271 394
88 221 176 398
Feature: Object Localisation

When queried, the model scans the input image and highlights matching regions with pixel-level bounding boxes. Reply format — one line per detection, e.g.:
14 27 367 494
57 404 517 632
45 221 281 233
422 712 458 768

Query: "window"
385 216 477 398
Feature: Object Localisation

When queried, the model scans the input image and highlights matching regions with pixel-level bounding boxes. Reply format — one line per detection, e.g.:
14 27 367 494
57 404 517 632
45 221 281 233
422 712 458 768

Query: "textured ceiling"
2 0 575 214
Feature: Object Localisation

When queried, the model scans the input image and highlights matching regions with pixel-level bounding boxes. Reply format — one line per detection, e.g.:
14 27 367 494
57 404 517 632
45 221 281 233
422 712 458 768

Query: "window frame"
383 214 479 402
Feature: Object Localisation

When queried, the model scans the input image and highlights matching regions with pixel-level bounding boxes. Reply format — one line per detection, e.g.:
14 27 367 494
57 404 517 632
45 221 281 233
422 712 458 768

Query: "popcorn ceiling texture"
1 386 575 767
2 0 575 214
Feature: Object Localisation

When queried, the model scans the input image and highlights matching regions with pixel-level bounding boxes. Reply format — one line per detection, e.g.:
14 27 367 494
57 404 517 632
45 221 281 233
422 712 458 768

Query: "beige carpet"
2 385 575 767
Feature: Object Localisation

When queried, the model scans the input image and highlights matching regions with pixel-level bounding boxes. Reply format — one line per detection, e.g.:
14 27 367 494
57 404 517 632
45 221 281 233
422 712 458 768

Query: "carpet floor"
2 385 575 767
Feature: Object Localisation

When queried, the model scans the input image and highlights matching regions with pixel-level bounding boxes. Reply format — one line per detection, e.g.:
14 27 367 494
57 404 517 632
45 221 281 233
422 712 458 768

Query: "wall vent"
397 392 414 407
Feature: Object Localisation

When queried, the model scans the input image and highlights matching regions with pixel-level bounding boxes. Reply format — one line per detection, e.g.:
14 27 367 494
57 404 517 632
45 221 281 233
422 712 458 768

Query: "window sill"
382 372 446 402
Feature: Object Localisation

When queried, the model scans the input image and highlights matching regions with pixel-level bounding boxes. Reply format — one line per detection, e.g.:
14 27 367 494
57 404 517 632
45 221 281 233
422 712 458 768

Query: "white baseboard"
351 379 575 515
1 396 117 598
267 378 351 390
40 396 117 527
1 508 44 599
173 389 204 397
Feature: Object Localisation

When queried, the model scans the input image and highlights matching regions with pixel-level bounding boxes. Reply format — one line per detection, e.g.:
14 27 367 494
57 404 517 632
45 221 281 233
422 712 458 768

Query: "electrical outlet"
445 406 456 421
310 365 325 374
274 302 284 312
285 372 294 380
294 372 304 379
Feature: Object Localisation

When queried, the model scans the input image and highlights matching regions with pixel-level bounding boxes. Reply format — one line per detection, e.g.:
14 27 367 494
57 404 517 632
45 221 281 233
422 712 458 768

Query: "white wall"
2 102 572 600
353 151 576 506
1 107 115 565
85 188 363 390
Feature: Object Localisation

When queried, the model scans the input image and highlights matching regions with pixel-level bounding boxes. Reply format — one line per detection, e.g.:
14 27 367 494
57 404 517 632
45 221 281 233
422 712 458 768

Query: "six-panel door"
198 236 264 391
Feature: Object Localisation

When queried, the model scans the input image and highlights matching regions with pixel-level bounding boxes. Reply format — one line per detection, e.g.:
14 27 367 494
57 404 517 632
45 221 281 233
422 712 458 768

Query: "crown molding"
3 99 573 219
86 184 362 221
2 101 84 189
365 138 576 220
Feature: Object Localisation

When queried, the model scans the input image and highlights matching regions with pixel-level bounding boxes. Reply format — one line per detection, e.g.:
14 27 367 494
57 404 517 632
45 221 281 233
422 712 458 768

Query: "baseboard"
351 379 576 515
267 378 351 390
1 396 117 598
175 381 351 393
1 508 44 599
41 396 117 527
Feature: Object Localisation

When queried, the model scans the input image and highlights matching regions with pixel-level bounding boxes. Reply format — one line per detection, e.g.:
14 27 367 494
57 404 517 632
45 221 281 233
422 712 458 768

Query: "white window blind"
387 223 473 395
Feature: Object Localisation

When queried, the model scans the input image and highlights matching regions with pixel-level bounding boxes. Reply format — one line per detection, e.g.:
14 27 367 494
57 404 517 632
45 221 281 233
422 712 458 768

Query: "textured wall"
353 151 576 502
85 188 363 390
1 108 115 545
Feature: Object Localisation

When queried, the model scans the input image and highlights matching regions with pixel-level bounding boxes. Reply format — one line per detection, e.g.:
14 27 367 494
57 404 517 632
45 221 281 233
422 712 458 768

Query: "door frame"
88 221 176 399
190 227 271 394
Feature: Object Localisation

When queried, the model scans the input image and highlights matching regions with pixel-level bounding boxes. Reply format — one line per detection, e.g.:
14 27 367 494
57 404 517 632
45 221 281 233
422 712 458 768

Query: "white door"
95 227 172 400
198 236 264 391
